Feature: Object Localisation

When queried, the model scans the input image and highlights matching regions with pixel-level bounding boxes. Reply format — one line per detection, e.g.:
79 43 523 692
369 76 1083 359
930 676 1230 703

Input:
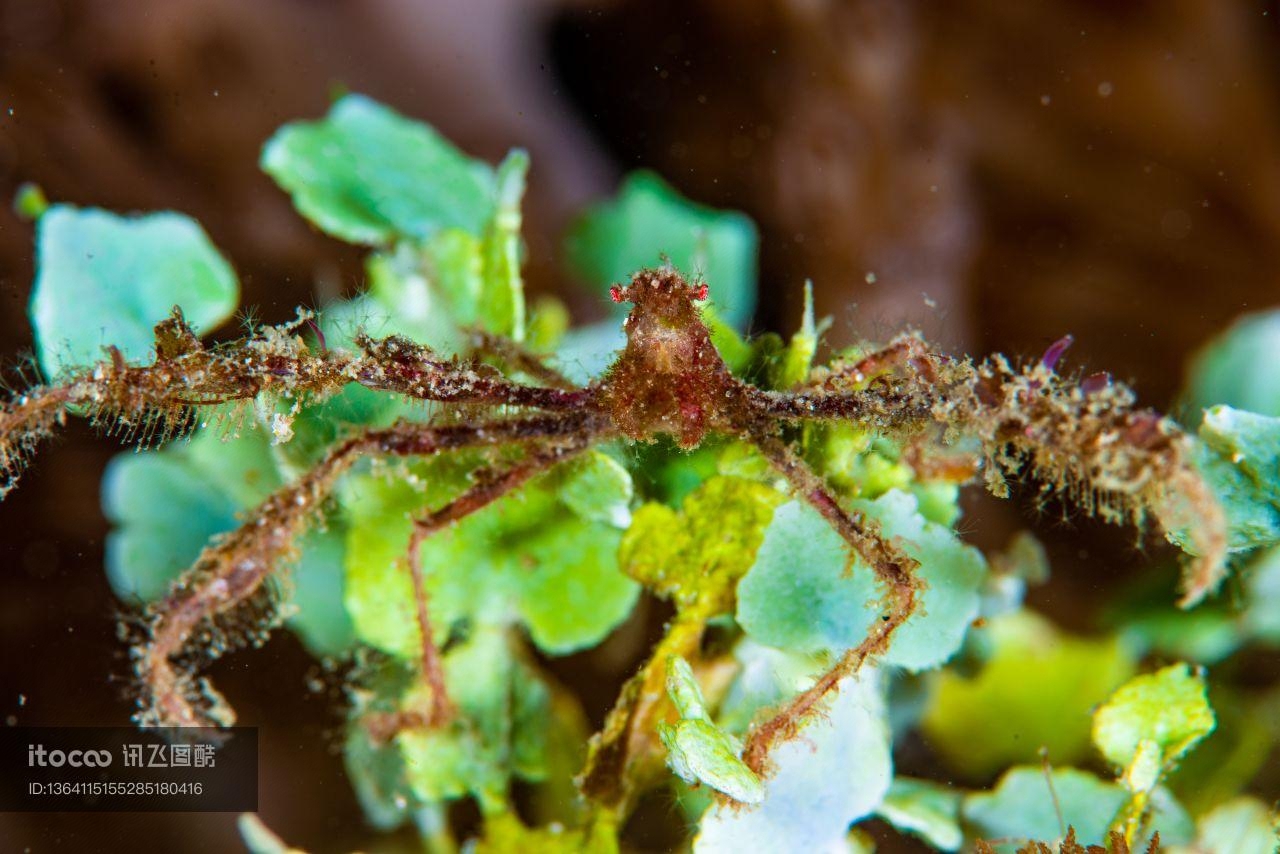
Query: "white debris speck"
270 412 295 445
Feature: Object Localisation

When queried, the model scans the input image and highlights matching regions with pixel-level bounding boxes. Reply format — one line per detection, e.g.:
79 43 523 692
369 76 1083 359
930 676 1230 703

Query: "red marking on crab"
609 285 626 304
694 283 709 301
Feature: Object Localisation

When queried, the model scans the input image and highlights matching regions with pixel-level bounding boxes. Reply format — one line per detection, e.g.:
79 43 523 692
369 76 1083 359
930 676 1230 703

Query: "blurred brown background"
1 0 1278 851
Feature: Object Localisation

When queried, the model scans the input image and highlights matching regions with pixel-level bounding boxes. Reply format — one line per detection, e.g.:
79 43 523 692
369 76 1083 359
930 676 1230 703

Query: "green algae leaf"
1243 545 1280 645
921 611 1136 779
284 526 358 657
526 295 570 355
737 490 986 671
556 451 634 529
477 149 529 340
354 146 528 351
565 171 757 328
807 425 963 527
693 670 891 852
700 303 757 376
665 655 711 722
1146 787 1198 845
261 94 497 245
31 206 239 377
1183 309 1280 420
771 281 830 390
963 767 1128 852
1120 607 1241 666
398 628 552 810
102 448 243 603
964 768 1193 853
1174 797 1280 854
515 514 639 653
476 812 620 854
620 475 785 611
658 657 764 805
363 217 526 356
1181 406 1280 553
875 777 963 852
1164 681 1273 817
364 242 470 351
341 457 474 657
1092 663 1215 775
344 722 414 831
101 415 286 581
714 640 825 737
660 719 765 806
343 455 639 659
1108 566 1242 666
552 320 626 383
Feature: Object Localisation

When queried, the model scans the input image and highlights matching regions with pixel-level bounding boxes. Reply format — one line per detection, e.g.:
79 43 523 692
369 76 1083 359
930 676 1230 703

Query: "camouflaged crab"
0 266 1226 807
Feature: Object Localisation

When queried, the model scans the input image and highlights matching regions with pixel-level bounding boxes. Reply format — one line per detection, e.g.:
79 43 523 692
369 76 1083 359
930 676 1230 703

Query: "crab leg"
739 428 922 774
138 411 610 729
403 433 602 726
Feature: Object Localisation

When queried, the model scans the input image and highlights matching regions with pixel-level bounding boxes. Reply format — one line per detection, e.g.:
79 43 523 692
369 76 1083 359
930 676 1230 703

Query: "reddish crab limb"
354 333 589 411
745 334 960 428
740 427 922 774
0 383 75 498
956 356 1229 603
755 326 1227 604
844 335 940 385
745 385 934 426
747 428 921 585
137 411 609 728
140 431 364 728
0 309 595 497
403 433 603 728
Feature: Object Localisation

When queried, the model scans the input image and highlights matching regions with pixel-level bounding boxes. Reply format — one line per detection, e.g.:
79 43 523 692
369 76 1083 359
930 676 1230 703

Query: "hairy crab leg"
744 384 935 427
353 333 588 410
0 383 75 497
0 314 594 496
745 335 960 428
755 331 1228 605
138 411 610 729
402 434 602 728
739 428 923 775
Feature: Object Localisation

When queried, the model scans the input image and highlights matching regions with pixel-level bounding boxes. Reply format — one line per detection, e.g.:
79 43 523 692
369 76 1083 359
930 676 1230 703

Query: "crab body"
597 269 741 449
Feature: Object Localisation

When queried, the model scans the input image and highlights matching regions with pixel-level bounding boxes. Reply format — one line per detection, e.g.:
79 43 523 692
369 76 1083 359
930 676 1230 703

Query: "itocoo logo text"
27 744 112 767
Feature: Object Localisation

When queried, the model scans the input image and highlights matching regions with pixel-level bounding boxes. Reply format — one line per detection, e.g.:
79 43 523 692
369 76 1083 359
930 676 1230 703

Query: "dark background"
1 1 1278 851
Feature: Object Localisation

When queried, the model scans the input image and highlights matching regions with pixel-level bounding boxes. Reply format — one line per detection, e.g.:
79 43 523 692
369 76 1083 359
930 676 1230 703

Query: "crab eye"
693 284 709 301
609 285 626 304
